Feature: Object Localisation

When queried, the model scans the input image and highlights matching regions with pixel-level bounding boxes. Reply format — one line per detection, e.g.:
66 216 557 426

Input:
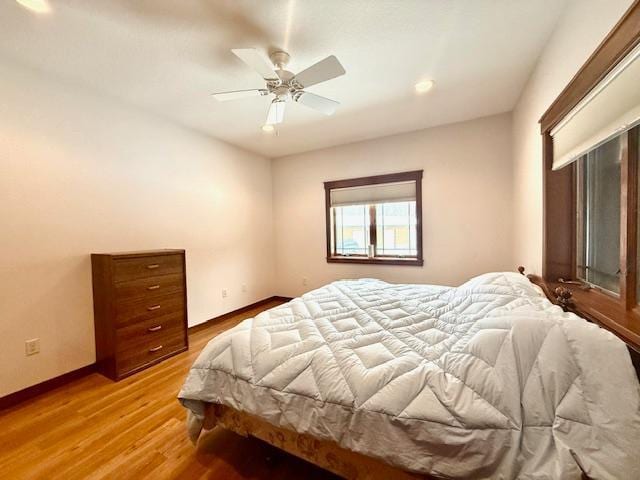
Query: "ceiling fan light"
415 80 435 94
262 124 275 133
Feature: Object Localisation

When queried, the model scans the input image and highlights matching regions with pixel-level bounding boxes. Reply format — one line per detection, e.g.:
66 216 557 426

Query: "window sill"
326 256 423 266
532 275 640 352
558 283 640 352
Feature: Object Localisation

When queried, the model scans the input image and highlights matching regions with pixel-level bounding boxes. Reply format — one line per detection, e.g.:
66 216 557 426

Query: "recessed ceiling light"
262 124 275 133
415 80 435 94
15 0 51 14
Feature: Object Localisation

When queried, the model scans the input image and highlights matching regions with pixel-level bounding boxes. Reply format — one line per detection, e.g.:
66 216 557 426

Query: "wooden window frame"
538 0 640 351
324 170 424 266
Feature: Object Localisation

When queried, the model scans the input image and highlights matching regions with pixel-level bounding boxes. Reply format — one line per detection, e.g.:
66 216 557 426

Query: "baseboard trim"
1 295 294 411
188 296 293 334
271 296 294 303
0 363 97 411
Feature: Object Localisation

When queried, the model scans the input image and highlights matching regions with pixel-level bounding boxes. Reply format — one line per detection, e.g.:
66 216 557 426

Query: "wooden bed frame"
519 266 640 380
201 403 433 480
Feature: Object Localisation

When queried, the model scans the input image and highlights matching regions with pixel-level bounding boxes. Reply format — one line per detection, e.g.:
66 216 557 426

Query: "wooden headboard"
518 266 640 381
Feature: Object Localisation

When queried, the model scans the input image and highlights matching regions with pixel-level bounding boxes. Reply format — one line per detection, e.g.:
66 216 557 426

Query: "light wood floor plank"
0 301 338 480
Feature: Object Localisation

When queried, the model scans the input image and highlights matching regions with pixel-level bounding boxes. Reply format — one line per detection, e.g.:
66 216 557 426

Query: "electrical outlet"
221 288 228 298
241 284 247 293
302 277 308 286
25 338 40 356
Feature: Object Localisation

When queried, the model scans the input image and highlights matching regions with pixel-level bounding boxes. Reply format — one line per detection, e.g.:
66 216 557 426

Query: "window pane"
334 205 369 255
577 136 621 294
375 201 417 256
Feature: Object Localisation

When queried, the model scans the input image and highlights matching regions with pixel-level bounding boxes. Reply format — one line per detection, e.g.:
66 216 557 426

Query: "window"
334 205 369 255
576 136 622 294
376 202 418 256
539 1 640 351
324 171 423 265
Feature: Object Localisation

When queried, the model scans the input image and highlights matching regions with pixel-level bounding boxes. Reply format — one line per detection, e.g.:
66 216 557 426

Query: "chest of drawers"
91 250 188 380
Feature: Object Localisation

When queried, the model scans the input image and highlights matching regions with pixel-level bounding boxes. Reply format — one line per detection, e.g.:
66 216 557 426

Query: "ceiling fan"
212 49 346 126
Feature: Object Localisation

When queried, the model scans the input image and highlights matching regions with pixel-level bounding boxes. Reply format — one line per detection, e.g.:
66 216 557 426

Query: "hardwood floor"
0 300 339 480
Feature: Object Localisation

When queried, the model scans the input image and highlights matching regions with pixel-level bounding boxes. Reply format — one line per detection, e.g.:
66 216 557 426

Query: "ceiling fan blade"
266 101 286 125
294 55 346 88
231 48 279 81
211 89 268 102
295 92 339 115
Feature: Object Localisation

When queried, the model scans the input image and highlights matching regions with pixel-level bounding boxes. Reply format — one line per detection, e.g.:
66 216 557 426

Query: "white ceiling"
0 0 567 158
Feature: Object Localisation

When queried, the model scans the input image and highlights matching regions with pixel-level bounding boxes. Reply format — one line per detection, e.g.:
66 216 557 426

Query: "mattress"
179 272 640 479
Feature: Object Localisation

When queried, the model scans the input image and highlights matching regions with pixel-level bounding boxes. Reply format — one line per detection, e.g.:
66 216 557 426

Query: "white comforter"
179 272 640 479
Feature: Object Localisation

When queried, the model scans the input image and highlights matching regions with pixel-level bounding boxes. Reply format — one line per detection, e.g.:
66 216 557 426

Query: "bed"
178 272 640 479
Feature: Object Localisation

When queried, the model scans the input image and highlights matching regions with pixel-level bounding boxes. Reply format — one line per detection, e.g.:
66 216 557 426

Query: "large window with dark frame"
575 134 623 295
539 3 640 351
548 39 640 301
324 171 423 266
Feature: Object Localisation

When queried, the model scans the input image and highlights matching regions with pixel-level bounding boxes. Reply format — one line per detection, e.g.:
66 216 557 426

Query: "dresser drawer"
115 292 184 327
114 273 184 302
116 315 185 354
116 328 186 376
113 254 183 282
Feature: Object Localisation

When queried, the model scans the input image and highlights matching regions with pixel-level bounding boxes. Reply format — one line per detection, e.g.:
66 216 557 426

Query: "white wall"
272 113 514 297
512 0 634 274
0 60 275 397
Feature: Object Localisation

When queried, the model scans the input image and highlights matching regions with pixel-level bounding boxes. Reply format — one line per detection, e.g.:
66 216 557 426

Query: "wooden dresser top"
91 249 185 259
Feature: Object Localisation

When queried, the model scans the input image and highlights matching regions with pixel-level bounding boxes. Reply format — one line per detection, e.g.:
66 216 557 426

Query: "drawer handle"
147 264 160 270
147 285 160 290
147 305 161 311
147 325 162 332
149 345 163 353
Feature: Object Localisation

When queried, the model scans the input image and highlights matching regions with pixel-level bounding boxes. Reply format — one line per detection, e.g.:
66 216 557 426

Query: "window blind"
330 181 416 207
551 42 640 170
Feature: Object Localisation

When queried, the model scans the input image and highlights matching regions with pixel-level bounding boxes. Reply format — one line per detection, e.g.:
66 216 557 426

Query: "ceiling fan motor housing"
270 50 291 69
269 53 299 101
273 85 291 101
